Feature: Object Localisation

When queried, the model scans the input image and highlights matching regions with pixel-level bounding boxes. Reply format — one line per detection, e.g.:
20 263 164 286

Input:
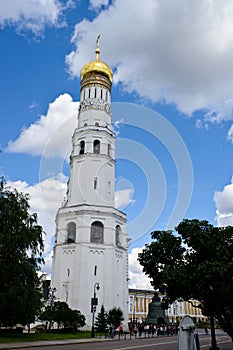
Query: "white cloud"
128 247 153 290
6 93 79 158
66 0 233 123
89 0 109 11
115 189 135 210
0 0 70 36
8 175 67 275
227 124 233 143
214 176 233 226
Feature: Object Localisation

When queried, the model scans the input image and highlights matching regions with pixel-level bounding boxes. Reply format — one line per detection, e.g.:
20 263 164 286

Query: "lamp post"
91 282 100 337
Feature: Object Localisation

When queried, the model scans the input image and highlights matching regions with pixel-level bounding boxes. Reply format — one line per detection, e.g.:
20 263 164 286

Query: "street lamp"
91 282 100 337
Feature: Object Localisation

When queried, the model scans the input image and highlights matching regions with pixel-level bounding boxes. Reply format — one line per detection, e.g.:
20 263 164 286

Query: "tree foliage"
0 179 44 327
94 305 109 333
40 301 85 331
107 307 124 329
138 219 233 340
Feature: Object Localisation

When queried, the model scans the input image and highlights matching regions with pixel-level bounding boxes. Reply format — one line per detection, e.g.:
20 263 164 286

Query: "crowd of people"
128 322 179 337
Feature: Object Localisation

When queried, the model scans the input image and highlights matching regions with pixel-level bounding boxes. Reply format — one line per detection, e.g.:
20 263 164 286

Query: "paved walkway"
0 334 231 349
0 338 107 350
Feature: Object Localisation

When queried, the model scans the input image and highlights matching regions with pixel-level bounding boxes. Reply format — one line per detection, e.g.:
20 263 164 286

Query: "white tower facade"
51 39 129 328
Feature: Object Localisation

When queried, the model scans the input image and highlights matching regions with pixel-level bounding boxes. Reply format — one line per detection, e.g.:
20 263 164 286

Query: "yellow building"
128 288 207 324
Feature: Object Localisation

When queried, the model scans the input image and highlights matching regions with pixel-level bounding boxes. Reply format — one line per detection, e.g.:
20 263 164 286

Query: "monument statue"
145 292 169 325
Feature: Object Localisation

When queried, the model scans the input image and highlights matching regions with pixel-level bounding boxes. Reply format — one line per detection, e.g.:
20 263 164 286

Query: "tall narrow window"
115 225 121 247
91 221 104 243
108 143 111 156
105 90 108 101
100 89 103 99
88 88 91 98
93 140 100 154
94 178 98 189
94 88 97 98
79 140 85 155
94 265 97 276
67 222 76 243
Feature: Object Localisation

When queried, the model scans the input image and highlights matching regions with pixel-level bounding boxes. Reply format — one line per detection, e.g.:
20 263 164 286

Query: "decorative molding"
89 249 104 255
80 98 111 115
63 248 75 254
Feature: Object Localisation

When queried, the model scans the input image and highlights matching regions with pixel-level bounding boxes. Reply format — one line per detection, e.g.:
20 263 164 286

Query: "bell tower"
51 36 129 328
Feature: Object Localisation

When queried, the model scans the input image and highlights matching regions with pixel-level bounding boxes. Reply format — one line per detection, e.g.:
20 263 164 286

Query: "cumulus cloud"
115 189 135 210
227 124 233 143
89 0 109 11
66 0 233 123
0 0 72 36
128 247 153 290
214 176 233 226
6 93 79 158
8 175 67 275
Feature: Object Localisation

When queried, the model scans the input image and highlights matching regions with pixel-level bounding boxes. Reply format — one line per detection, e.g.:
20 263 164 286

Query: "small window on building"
95 122 99 127
94 265 97 276
84 123 87 127
67 222 76 243
91 221 104 243
108 144 111 156
94 88 97 98
116 225 121 247
94 178 98 189
88 88 91 98
79 140 85 155
93 140 100 154
100 89 103 99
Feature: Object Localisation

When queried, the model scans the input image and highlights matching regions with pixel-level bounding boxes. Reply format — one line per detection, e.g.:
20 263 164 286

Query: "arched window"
79 140 85 155
91 221 104 243
67 222 76 243
93 140 100 154
108 143 111 156
95 122 99 127
115 225 121 247
84 123 87 127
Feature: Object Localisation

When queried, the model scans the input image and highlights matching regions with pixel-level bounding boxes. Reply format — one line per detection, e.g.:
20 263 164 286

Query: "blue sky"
1 0 233 289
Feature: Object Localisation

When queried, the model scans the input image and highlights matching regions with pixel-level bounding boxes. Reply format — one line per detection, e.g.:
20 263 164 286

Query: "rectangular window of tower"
94 178 98 189
89 89 91 98
105 90 108 101
94 88 97 98
94 265 97 276
100 89 103 99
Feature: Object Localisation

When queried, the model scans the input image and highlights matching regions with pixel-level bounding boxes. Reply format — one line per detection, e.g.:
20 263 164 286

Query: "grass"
0 331 92 343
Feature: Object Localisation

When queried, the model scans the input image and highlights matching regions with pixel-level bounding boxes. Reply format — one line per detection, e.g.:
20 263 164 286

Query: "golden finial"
95 34 101 60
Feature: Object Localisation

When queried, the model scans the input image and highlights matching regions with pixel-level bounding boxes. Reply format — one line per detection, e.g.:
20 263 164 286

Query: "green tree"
0 179 44 327
108 307 124 329
40 301 85 331
138 219 233 348
94 305 109 333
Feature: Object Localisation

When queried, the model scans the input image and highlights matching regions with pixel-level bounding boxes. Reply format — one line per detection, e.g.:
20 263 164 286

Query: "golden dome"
80 36 113 82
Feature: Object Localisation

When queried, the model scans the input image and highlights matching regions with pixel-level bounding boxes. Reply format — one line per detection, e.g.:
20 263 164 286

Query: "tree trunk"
209 315 219 350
